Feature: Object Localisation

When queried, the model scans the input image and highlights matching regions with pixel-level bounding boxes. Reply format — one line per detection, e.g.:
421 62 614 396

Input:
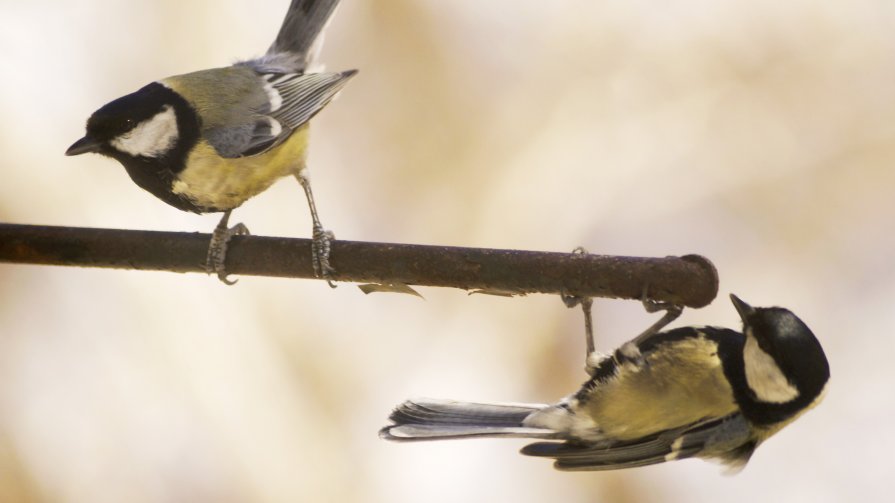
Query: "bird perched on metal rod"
381 294 830 471
66 0 354 285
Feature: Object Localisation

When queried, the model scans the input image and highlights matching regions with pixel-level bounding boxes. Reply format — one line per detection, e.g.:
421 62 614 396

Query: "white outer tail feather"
380 398 558 441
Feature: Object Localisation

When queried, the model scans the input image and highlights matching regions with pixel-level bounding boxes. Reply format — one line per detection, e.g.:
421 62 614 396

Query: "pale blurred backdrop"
1 0 892 501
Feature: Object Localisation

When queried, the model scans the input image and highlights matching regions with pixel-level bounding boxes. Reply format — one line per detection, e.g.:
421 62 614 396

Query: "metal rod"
0 223 718 307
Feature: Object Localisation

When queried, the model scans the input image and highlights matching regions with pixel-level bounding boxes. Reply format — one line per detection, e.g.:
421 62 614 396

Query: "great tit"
65 0 354 285
380 294 830 471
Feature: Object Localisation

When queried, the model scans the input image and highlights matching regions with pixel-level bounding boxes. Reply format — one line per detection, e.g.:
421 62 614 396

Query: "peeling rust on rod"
0 223 718 307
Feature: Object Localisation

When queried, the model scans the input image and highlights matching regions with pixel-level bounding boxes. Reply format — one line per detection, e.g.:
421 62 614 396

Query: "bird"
380 294 830 471
65 0 354 285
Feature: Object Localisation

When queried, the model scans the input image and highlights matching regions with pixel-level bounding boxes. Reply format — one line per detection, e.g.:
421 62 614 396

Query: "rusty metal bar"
0 223 718 307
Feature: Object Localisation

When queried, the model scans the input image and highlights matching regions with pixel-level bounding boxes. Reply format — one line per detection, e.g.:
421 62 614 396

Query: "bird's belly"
582 338 738 441
172 128 309 211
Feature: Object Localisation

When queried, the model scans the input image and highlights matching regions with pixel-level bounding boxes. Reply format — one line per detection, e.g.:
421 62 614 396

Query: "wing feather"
202 70 356 159
520 415 752 471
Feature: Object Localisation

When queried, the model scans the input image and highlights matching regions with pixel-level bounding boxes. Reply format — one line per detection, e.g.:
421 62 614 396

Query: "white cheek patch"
743 332 799 403
110 105 179 158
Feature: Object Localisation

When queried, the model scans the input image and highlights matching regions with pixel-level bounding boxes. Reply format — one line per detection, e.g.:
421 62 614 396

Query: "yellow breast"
172 126 310 211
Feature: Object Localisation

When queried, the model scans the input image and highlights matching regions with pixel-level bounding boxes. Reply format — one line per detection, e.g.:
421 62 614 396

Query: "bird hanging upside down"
381 295 830 471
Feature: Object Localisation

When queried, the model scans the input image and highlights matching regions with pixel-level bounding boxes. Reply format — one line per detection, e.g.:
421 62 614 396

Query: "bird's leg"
294 171 336 288
561 247 601 376
628 286 684 347
205 209 250 285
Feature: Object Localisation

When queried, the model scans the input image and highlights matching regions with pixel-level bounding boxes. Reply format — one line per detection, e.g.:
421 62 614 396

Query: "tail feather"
268 0 342 68
380 398 557 441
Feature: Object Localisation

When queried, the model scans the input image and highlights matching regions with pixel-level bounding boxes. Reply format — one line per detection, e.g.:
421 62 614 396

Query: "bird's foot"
630 285 684 345
205 218 250 285
312 224 336 288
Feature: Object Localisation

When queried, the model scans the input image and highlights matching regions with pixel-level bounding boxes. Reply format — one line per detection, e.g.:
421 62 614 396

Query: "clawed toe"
311 225 336 288
205 211 249 285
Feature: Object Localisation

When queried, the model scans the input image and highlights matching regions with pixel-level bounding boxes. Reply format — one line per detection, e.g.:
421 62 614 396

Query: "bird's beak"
65 136 102 156
730 294 755 321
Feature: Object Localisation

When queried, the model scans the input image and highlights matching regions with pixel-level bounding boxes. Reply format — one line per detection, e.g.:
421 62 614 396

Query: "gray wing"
520 414 753 471
267 71 356 130
204 70 356 158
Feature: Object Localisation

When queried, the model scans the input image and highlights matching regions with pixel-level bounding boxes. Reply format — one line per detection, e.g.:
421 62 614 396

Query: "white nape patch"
262 75 283 112
110 105 179 158
743 330 799 403
665 437 685 461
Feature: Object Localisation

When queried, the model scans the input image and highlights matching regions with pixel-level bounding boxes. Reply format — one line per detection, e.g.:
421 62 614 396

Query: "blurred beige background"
1 0 892 501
